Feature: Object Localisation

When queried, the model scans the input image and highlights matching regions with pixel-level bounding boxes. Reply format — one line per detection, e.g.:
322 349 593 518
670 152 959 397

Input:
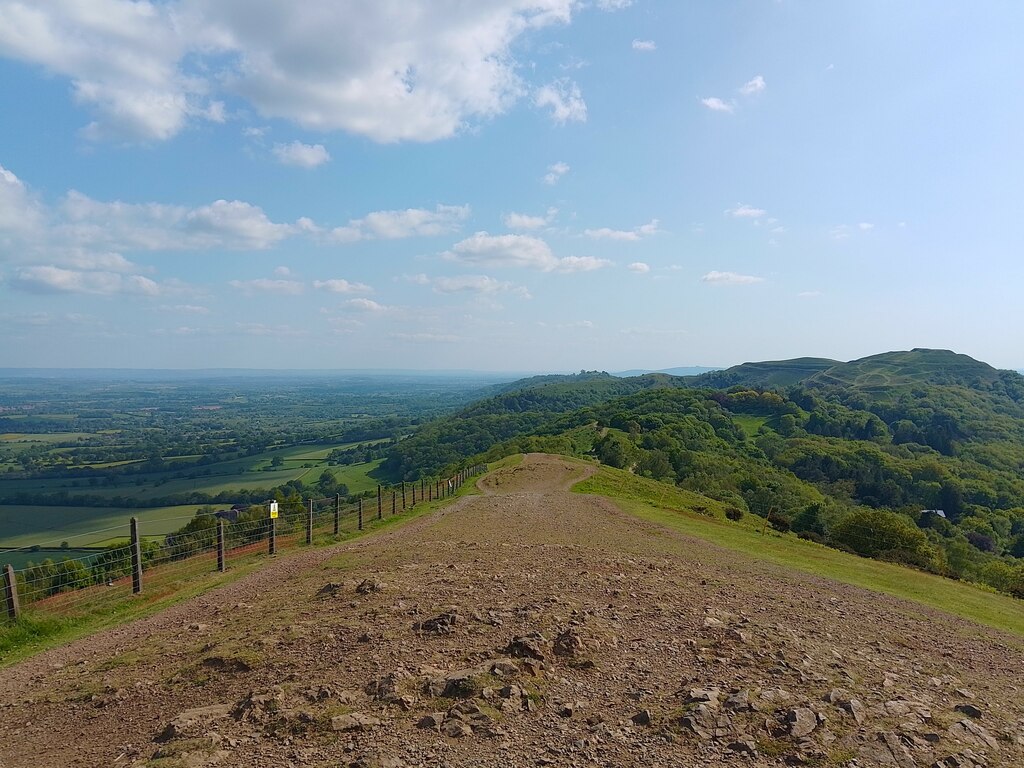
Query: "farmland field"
0 371 510 555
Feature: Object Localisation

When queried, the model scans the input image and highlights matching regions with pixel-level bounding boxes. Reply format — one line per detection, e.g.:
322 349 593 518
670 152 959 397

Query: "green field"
0 504 219 550
0 453 384 553
0 441 387 503
574 463 1024 638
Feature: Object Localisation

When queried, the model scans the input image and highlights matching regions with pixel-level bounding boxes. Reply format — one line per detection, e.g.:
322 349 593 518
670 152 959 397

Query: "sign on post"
269 501 279 519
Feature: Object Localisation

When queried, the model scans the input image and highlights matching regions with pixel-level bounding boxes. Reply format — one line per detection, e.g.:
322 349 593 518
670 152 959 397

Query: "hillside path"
1 454 1022 768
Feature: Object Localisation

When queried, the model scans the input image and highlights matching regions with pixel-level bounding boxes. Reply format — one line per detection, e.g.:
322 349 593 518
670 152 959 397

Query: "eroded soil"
1 454 1021 768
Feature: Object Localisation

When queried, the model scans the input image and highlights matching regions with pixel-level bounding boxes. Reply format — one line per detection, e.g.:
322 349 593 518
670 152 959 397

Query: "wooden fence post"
334 494 341 536
269 516 277 555
217 520 226 573
391 489 396 515
3 564 19 620
358 498 363 530
401 482 406 510
411 485 416 506
306 498 314 545
377 485 382 520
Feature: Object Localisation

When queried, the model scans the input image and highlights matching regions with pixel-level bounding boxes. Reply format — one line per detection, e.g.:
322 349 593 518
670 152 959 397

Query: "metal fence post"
3 564 19 620
334 494 341 535
306 498 314 545
217 520 226 573
358 498 363 530
129 517 143 595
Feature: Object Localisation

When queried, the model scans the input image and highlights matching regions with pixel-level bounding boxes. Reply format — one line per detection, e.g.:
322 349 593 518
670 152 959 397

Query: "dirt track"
1 454 1021 767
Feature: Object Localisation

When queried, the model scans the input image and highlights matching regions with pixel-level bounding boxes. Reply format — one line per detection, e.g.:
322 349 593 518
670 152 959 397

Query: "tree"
830 509 938 570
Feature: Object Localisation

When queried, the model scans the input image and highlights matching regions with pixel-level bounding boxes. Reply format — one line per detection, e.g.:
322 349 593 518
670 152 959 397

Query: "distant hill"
688 357 839 389
805 348 1006 391
613 366 720 378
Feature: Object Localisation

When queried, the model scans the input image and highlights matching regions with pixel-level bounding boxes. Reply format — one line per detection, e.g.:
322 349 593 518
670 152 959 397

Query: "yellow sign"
269 501 279 519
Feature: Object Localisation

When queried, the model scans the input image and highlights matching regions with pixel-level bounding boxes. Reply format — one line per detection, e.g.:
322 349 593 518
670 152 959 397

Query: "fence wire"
2 465 486 623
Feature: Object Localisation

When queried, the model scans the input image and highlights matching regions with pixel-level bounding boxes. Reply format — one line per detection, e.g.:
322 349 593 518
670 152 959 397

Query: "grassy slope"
574 463 1024 638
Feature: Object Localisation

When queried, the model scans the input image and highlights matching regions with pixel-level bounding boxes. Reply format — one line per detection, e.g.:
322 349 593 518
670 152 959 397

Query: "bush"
725 507 744 521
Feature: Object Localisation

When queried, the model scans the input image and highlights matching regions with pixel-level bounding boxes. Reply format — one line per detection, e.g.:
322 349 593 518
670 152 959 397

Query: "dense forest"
384 349 1024 597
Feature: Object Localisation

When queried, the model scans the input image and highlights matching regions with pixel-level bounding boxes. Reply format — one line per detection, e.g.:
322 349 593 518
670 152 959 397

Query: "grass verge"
574 463 1024 638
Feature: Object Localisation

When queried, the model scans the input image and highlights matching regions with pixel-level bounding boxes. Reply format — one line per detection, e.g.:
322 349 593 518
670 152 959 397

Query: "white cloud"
61 192 294 251
444 232 610 273
700 97 735 113
0 164 44 243
431 274 530 299
631 39 656 51
9 266 161 295
543 161 570 185
328 204 470 242
446 232 558 270
535 78 587 124
0 2 594 143
701 271 764 285
628 262 650 273
556 255 612 273
273 141 331 168
739 75 766 96
503 207 557 230
830 224 852 240
346 298 387 312
313 278 372 294
584 219 659 241
726 204 767 219
228 278 304 295
274 265 291 276
597 0 634 9
858 222 874 231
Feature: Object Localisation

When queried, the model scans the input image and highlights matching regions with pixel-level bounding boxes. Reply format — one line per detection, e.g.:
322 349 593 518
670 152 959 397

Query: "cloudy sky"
1 1 1022 371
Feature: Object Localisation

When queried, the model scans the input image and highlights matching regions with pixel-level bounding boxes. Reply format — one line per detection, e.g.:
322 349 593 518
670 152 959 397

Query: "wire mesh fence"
1 465 487 625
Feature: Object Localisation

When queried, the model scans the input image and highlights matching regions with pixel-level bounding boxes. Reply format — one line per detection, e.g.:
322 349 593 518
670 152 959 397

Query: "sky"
1 1 1022 372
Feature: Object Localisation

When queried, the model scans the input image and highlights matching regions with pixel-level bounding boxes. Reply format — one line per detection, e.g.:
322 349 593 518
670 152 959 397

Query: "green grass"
0 504 221 550
574 464 1024 638
731 414 769 439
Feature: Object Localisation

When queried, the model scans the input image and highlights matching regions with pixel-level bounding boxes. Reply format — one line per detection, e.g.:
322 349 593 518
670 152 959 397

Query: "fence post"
217 520 226 573
377 485 382 520
269 516 277 555
306 498 314 545
130 516 143 595
334 494 341 536
402 482 406 510
3 564 19 620
392 490 396 516
412 485 416 506
358 498 363 530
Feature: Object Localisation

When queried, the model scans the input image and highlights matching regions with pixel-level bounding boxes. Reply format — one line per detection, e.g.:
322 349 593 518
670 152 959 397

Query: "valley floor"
1 454 1021 767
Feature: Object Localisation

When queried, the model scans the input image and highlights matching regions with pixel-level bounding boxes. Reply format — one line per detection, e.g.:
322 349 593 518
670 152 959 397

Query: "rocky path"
1 454 1022 768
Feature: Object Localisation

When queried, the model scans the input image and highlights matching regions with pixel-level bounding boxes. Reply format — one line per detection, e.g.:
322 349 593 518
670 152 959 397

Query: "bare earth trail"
1 454 1022 767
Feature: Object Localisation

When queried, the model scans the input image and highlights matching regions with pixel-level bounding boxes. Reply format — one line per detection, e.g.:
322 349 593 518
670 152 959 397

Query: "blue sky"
1 1 1022 372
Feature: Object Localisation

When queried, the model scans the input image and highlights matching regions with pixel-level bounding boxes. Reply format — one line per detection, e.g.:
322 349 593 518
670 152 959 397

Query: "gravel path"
1 454 1021 768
